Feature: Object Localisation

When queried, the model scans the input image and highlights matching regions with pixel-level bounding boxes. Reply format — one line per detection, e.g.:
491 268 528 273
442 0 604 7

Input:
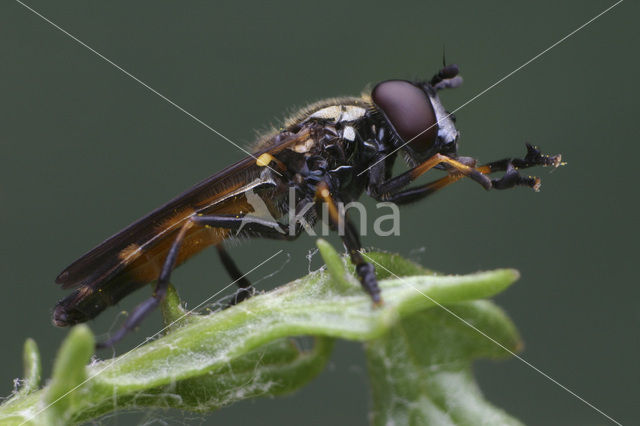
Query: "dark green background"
1 1 637 424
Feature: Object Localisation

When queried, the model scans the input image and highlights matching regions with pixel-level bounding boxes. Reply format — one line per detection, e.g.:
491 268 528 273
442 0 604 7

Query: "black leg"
316 182 381 305
477 144 561 191
97 221 193 349
96 214 298 348
371 144 562 204
192 214 294 240
381 164 539 205
377 174 463 204
478 143 562 173
490 163 540 191
216 244 254 305
370 152 490 199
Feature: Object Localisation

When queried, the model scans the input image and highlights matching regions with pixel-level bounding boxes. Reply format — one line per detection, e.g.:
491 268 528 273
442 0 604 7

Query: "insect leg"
373 145 562 204
374 174 463 204
216 244 253 305
316 181 381 305
97 221 194 348
191 215 294 239
97 214 299 347
372 153 491 198
377 167 537 205
477 143 562 174
193 215 301 305
477 144 562 191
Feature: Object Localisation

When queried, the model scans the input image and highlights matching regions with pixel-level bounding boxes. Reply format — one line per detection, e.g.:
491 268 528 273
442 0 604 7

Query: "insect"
53 64 562 347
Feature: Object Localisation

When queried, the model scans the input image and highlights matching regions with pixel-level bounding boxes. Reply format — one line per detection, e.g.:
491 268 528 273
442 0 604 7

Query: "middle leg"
316 181 381 305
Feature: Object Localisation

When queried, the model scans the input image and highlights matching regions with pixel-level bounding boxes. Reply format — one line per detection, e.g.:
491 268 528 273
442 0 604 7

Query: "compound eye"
371 80 437 154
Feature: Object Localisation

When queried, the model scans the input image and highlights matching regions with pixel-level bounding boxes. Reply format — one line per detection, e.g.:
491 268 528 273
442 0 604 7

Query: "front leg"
316 181 381 305
372 153 492 200
478 143 562 173
371 144 562 204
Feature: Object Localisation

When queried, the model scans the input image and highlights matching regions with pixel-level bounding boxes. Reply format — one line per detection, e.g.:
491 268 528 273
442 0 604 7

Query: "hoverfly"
54 64 562 347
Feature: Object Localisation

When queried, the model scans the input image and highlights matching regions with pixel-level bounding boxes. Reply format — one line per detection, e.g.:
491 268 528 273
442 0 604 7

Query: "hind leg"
97 214 298 348
96 221 194 348
216 244 254 305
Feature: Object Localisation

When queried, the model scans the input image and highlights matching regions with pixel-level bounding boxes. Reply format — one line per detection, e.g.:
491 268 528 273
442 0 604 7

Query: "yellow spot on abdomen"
118 243 141 263
256 153 275 167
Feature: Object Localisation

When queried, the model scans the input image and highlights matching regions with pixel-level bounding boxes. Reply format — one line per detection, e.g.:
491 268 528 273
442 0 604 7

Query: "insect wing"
55 129 309 290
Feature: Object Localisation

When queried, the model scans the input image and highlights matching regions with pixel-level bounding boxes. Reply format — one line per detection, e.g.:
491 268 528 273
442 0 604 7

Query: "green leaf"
43 325 95 425
365 302 523 426
75 336 335 422
0 241 522 425
21 338 41 395
160 283 196 330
